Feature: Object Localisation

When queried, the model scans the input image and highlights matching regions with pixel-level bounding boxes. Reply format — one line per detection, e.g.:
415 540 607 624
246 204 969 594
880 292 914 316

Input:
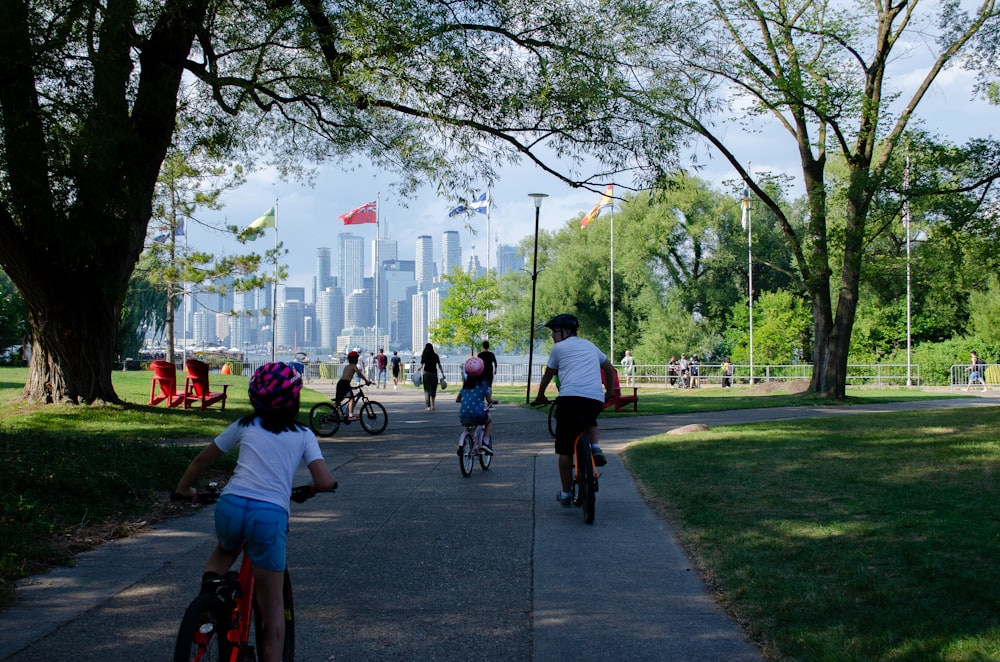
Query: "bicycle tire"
578 435 596 524
359 400 388 435
459 431 475 477
547 400 557 438
250 569 295 661
174 593 227 662
309 402 340 437
478 428 493 470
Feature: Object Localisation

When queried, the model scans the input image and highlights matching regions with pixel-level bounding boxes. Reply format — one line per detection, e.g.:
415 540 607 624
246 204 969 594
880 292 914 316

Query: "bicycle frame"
458 404 492 477
224 553 256 658
572 430 599 524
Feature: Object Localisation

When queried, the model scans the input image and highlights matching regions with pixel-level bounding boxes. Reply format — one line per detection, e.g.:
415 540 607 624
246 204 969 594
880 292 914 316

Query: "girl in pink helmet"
456 356 498 454
175 362 336 662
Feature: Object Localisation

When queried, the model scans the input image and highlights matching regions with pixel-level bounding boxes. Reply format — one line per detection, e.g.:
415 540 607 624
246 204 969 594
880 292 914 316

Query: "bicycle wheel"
174 593 227 662
359 400 388 435
309 402 340 437
478 429 493 470
459 431 475 477
578 436 596 524
253 570 295 661
547 401 557 438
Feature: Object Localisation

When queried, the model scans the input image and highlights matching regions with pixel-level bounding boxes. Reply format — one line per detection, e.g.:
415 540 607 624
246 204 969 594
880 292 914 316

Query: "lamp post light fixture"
526 193 548 405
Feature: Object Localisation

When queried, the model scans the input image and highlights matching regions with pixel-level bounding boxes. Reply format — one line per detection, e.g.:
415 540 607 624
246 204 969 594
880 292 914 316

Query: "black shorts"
554 396 604 455
335 380 353 402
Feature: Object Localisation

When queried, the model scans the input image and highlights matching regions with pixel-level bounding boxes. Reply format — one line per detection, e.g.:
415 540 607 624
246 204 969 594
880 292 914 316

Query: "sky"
189 42 994 302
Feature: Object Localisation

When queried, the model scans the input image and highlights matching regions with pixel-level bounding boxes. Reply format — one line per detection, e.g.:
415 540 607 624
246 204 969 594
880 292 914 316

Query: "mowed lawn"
2 367 999 659
624 408 1000 661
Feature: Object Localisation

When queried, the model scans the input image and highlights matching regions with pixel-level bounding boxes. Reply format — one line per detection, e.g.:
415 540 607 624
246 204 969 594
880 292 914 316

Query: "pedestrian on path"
418 343 446 411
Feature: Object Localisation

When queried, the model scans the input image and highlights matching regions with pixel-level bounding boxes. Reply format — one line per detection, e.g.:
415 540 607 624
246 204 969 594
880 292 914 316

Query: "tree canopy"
0 0 676 403
630 0 1000 397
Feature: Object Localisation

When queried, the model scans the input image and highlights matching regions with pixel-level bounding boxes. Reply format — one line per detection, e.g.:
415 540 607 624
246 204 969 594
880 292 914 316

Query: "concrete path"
2 385 995 660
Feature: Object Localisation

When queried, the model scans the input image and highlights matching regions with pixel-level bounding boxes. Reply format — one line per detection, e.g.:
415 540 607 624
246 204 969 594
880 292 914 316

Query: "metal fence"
949 363 998 391
117 357 923 389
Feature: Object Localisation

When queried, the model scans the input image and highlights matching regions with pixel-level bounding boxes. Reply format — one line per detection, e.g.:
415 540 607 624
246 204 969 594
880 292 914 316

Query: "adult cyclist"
530 313 615 507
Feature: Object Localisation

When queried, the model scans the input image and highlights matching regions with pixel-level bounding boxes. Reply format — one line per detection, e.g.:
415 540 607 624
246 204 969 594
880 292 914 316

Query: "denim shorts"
214 494 289 572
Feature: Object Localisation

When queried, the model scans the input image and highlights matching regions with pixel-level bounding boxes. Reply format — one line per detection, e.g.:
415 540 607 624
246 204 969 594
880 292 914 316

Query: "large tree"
639 0 1000 398
0 0 675 403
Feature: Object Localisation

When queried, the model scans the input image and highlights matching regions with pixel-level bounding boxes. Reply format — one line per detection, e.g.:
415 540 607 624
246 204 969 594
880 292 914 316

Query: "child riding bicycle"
175 362 336 662
530 313 614 508
337 350 372 418
456 356 498 454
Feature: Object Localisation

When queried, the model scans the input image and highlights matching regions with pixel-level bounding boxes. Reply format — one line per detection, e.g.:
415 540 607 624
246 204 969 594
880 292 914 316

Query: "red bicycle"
172 483 331 662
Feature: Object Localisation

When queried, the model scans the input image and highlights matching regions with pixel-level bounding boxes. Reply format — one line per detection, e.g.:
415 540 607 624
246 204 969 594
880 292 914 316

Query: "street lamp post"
526 193 548 405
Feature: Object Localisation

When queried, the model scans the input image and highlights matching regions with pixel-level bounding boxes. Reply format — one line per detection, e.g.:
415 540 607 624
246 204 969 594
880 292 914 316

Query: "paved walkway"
2 386 996 660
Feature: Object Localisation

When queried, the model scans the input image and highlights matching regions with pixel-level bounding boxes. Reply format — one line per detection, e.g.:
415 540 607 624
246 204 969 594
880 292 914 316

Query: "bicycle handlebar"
171 482 337 505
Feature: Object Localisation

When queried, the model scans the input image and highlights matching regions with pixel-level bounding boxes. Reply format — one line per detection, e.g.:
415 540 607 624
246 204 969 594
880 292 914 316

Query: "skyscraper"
497 244 523 276
371 238 398 278
415 235 434 291
316 286 344 350
315 247 333 302
338 233 365 299
442 230 461 279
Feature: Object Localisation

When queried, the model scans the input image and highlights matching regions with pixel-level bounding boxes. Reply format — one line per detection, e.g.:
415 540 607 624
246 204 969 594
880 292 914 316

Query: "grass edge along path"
624 408 1000 662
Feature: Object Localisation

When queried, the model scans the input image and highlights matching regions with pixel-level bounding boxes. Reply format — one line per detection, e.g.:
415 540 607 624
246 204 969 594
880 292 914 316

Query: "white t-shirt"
215 419 324 513
546 335 607 402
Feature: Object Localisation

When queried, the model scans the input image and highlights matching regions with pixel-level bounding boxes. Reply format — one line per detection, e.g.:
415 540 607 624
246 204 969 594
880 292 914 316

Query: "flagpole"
486 187 492 274
271 199 278 362
375 192 381 354
904 155 912 386
609 191 615 364
182 221 189 367
744 161 754 385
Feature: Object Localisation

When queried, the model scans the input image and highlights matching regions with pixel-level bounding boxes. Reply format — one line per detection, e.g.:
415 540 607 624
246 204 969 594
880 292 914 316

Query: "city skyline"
176 228 525 354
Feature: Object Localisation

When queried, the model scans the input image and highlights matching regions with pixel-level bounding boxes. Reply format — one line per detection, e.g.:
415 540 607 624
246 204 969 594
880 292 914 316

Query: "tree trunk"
0 1 207 404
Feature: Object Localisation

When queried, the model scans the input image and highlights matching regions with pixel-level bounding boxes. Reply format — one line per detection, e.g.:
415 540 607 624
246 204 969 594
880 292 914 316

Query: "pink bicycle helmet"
249 362 303 411
464 357 484 377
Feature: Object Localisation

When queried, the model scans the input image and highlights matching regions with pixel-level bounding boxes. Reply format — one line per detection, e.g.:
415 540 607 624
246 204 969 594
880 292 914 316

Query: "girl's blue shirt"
458 381 491 422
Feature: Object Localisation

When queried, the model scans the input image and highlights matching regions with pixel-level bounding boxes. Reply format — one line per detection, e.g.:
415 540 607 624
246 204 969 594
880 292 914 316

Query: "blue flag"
448 191 489 217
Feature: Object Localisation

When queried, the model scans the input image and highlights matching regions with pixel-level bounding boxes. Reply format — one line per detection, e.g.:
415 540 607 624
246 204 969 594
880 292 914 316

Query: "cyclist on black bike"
175 362 336 662
530 314 615 507
337 350 372 419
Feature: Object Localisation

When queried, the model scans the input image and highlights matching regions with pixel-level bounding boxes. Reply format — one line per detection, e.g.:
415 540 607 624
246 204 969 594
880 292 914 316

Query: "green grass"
490 383 960 416
3 367 998 660
0 367 334 609
624 409 1000 661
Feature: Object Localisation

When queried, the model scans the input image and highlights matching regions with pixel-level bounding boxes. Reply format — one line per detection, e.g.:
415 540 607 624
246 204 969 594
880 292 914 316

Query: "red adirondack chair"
149 360 184 407
183 359 229 410
601 367 639 412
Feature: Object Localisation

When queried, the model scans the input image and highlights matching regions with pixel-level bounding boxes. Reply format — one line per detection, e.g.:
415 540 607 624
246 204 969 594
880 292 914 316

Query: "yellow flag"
580 185 614 229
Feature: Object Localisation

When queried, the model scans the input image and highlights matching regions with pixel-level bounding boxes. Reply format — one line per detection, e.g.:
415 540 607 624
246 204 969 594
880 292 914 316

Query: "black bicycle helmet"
544 313 579 331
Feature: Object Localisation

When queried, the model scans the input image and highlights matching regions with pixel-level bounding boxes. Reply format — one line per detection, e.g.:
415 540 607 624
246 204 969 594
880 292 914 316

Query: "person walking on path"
418 343 446 411
530 313 614 507
390 351 402 389
477 340 499 387
964 350 988 391
621 350 636 387
375 349 388 389
175 362 336 662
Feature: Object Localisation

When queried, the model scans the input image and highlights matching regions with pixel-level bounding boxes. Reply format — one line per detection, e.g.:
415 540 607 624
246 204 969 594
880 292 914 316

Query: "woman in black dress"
418 343 445 410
